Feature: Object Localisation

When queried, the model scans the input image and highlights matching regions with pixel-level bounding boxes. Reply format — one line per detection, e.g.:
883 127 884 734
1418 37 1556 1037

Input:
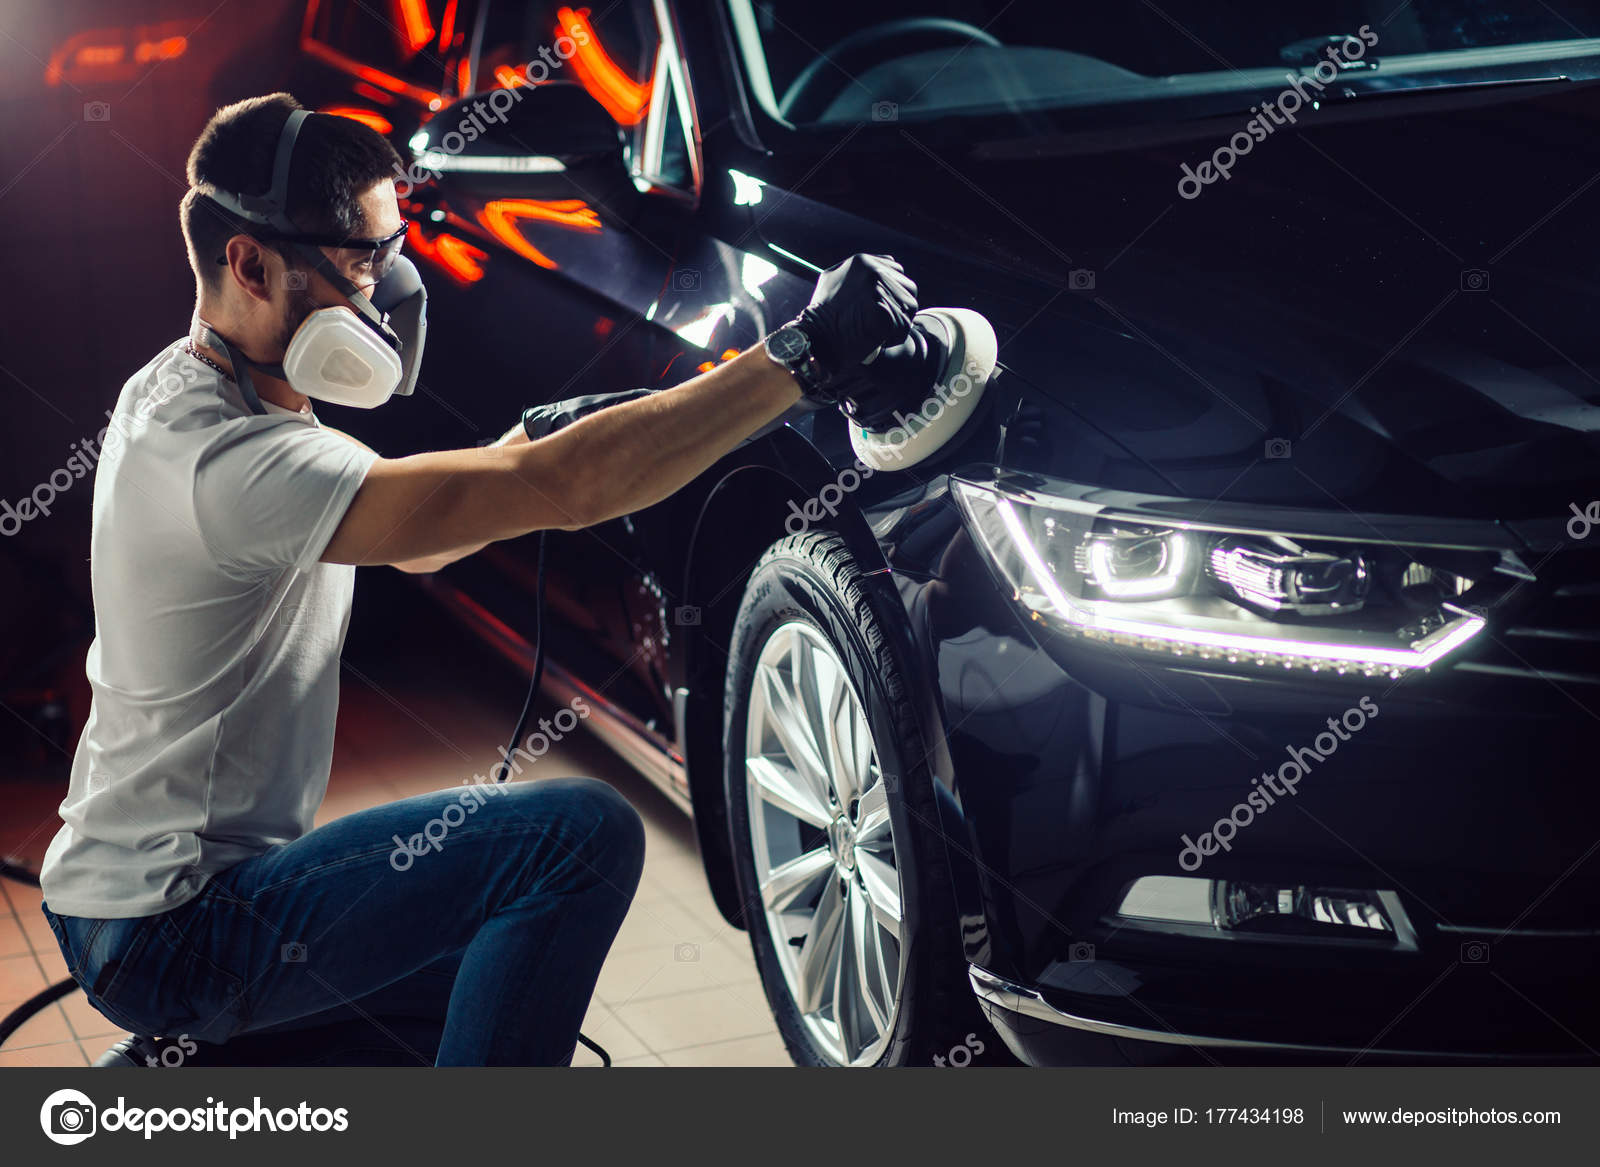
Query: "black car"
290 0 1600 1066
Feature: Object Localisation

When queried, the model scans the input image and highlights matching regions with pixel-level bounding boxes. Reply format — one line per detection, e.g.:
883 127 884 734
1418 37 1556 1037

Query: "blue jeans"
42 778 645 1066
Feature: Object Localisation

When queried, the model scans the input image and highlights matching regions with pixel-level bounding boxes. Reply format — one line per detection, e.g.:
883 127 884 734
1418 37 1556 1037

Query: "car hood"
753 81 1600 518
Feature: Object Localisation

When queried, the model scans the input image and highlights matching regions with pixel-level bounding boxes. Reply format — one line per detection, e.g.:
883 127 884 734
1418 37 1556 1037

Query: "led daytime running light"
994 499 1484 672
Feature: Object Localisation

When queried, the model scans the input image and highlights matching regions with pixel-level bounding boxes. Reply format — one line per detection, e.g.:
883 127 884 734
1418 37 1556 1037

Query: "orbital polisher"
840 306 999 471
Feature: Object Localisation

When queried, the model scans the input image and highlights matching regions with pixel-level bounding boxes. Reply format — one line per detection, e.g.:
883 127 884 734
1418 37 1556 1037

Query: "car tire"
723 531 999 1067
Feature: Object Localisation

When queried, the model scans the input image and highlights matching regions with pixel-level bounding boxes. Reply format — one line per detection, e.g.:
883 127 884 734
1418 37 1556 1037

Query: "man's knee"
523 777 645 892
576 778 645 886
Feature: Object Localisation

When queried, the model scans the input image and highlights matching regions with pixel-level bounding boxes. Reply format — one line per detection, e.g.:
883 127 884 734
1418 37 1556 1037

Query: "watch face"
767 326 809 363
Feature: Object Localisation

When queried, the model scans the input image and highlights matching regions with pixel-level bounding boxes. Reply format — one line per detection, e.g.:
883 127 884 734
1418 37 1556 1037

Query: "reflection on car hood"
758 83 1600 517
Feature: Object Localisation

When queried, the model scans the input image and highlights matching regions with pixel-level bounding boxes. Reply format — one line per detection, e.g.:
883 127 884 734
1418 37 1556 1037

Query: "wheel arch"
678 437 889 928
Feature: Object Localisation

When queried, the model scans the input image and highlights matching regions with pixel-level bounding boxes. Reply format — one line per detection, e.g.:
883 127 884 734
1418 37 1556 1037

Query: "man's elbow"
550 505 601 533
392 557 441 575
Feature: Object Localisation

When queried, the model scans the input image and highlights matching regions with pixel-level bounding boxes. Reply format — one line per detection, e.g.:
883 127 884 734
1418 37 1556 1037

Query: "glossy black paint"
294 1 1600 1061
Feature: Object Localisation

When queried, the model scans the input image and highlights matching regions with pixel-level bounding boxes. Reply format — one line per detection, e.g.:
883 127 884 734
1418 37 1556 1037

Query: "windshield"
727 1 1600 127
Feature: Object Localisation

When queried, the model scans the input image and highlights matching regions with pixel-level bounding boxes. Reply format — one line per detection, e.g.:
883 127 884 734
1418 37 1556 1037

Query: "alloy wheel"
744 621 904 1065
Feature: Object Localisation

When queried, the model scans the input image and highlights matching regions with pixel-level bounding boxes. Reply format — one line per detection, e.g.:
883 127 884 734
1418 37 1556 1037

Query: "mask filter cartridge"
280 307 405 409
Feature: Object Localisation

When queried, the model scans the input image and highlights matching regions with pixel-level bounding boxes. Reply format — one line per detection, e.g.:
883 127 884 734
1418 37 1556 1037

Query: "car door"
391 0 704 788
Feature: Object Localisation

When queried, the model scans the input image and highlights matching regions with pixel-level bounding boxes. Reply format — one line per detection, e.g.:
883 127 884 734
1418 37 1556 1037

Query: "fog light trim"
1115 876 1417 950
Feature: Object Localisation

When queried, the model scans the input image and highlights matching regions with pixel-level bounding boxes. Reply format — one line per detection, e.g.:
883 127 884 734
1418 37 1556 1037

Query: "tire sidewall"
723 536 954 1067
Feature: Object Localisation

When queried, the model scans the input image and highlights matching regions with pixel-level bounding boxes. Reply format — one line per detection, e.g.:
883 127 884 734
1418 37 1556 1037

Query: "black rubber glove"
520 388 655 440
794 254 918 396
835 311 952 429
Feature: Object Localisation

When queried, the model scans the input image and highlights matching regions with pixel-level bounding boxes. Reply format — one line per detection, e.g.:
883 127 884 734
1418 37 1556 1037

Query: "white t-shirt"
40 340 380 919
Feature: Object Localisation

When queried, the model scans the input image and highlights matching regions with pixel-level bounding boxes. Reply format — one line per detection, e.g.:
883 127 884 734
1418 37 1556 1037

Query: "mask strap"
194 108 307 416
204 110 309 234
191 319 277 416
284 241 398 347
195 249 389 417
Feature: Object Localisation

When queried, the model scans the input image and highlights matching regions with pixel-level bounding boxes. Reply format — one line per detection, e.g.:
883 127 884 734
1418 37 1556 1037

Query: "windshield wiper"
1280 33 1381 73
1315 74 1576 106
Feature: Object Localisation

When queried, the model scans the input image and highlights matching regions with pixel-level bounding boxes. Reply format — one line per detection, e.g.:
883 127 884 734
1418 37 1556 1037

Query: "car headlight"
951 474 1506 678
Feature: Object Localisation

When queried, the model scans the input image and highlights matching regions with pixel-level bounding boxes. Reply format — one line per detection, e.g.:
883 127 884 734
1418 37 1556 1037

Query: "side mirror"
405 82 634 207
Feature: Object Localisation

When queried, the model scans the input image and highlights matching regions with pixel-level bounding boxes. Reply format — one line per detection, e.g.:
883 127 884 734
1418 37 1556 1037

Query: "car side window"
640 5 699 199
655 76 691 190
473 2 653 111
302 0 465 101
472 1 698 200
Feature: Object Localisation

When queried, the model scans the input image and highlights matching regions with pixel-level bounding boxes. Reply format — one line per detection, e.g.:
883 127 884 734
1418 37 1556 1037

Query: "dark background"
0 0 307 759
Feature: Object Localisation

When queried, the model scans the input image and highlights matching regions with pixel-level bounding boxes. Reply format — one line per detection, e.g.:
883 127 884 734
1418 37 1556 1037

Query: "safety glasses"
217 223 409 282
299 223 409 281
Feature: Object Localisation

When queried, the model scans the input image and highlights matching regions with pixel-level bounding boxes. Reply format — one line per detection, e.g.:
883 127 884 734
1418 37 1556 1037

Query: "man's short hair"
181 93 403 290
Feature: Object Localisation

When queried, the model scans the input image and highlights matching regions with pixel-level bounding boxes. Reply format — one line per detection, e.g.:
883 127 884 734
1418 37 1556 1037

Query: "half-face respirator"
195 108 427 412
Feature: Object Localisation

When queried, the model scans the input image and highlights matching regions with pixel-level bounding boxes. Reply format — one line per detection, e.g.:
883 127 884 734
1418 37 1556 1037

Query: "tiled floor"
0 575 790 1068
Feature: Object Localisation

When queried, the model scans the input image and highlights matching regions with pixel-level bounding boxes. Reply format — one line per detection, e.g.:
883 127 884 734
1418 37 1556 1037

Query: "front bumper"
968 913 1600 1066
932 633 1600 1063
968 965 1410 1061
906 523 1600 1065
873 479 1600 1064
967 966 1600 1065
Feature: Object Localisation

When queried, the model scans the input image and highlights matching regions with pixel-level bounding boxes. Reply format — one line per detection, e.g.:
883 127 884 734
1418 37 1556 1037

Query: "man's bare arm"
321 347 802 567
322 423 496 574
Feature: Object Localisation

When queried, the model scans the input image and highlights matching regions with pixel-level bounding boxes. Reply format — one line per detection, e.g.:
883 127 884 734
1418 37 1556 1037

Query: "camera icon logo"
674 605 701 626
40 1088 97 1145
1068 941 1096 962
1068 268 1096 291
83 102 111 122
281 941 309 963
673 268 701 291
281 270 309 292
1460 940 1490 964
1460 268 1490 292
871 100 899 122
1265 437 1293 459
674 942 700 962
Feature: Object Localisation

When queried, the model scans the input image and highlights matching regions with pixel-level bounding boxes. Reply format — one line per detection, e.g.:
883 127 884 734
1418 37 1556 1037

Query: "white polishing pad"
849 307 997 471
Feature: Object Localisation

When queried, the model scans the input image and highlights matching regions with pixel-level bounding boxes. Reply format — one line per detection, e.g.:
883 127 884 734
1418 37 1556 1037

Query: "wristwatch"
763 320 830 397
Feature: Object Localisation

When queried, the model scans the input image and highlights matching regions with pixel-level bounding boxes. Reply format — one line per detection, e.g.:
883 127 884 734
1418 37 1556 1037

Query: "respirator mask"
194 108 428 412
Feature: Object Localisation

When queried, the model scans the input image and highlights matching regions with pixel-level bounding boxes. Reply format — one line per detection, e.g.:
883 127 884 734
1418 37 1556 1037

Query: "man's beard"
270 281 322 361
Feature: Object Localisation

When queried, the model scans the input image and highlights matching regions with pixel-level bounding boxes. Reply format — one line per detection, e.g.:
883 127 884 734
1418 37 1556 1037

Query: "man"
37 94 921 1066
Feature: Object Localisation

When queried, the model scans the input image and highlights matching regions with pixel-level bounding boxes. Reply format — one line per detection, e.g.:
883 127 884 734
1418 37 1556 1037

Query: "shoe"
93 1035 160 1068
93 1034 209 1068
